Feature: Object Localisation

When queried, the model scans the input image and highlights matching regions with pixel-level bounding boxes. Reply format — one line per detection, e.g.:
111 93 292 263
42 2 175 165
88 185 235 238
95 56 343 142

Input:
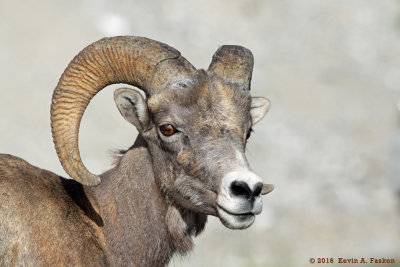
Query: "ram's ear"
114 88 151 132
250 97 271 125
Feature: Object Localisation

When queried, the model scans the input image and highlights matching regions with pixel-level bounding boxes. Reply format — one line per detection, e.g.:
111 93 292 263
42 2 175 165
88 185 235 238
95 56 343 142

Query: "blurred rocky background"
0 0 399 266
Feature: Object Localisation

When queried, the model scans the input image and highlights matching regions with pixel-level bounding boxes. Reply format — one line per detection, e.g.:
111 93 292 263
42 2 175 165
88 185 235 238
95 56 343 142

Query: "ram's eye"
246 128 253 140
159 124 177 136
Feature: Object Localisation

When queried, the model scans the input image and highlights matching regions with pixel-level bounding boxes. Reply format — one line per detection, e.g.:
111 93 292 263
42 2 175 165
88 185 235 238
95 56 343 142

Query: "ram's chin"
217 206 255 229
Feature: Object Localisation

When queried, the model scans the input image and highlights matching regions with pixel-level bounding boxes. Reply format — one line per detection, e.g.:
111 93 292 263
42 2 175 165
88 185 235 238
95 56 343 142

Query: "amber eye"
159 124 177 136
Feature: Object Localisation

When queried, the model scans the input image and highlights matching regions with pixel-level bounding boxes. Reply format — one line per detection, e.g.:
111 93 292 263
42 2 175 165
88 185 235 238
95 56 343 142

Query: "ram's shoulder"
0 154 106 265
0 153 61 190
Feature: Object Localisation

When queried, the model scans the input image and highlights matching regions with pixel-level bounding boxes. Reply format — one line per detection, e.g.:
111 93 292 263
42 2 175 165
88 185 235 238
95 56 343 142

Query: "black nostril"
231 181 264 200
230 181 252 199
253 182 263 197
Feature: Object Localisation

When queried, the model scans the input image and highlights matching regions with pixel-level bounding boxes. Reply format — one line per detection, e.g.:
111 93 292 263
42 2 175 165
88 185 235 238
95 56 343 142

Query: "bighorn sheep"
0 36 274 266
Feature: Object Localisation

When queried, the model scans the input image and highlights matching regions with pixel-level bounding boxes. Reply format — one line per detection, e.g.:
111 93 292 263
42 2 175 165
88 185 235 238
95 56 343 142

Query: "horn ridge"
51 36 194 186
208 45 254 90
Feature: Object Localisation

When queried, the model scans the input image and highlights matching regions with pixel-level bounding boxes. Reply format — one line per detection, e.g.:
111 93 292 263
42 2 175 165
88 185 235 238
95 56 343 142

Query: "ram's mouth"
216 204 255 229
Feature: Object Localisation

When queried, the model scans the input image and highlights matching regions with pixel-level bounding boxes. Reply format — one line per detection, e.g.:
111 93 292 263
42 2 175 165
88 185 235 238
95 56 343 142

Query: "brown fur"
0 154 108 266
0 54 269 266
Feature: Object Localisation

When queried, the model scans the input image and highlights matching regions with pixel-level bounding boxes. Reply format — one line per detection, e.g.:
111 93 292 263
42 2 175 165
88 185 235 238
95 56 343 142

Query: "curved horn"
208 45 254 90
51 36 196 186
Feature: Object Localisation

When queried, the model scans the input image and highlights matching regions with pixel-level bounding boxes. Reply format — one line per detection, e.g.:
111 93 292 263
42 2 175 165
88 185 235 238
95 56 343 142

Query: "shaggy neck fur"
89 136 207 266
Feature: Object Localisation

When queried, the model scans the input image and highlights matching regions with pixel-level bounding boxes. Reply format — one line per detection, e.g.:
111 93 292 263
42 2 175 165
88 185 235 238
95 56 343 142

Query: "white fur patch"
234 150 248 167
216 170 264 229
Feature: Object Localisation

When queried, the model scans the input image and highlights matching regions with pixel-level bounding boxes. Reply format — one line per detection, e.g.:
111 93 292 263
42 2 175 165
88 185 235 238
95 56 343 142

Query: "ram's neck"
89 138 174 266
